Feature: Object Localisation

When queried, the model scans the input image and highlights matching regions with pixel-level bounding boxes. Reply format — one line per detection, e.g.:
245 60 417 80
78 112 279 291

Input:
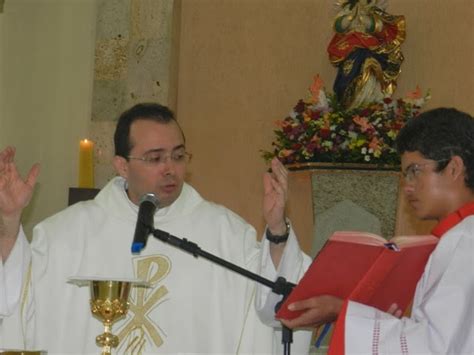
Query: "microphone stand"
151 228 296 355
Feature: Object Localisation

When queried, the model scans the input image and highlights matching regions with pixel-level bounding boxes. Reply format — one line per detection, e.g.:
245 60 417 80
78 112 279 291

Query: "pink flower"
275 120 285 128
311 110 321 120
319 128 331 139
353 115 372 132
310 75 324 102
360 108 372 117
406 85 422 100
369 137 381 151
278 149 294 158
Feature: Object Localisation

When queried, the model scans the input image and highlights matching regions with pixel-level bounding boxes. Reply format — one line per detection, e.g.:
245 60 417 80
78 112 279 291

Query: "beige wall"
1 0 472 246
0 0 97 234
176 0 474 250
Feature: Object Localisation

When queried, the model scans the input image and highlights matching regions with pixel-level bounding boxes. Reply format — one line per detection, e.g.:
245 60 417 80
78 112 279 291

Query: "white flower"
364 155 371 162
382 96 396 110
290 111 297 119
361 147 367 154
368 148 374 154
315 90 329 110
407 98 425 107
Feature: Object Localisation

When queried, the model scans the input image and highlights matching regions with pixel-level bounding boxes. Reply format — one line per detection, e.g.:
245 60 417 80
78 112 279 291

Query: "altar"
303 164 400 257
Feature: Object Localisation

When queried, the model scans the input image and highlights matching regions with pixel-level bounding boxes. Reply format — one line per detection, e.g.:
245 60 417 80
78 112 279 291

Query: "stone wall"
90 0 176 187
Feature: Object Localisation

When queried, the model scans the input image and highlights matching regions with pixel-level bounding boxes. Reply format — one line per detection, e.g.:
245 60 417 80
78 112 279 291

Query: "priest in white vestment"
278 108 474 354
0 103 313 354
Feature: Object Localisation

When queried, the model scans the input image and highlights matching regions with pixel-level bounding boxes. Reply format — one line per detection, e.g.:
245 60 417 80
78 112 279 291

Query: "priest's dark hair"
114 102 185 158
396 107 474 189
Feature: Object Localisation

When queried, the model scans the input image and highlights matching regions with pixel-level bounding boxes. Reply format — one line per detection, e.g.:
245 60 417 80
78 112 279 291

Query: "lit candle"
78 139 94 188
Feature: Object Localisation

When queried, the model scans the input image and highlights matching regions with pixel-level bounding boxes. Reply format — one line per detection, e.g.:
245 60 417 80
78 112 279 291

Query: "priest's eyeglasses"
402 159 449 182
128 150 192 165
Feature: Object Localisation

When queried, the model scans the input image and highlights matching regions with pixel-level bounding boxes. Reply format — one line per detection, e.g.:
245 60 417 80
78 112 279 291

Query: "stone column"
89 0 176 187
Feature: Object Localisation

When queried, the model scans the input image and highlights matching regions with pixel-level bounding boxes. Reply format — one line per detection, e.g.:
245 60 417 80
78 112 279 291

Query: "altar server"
279 107 474 354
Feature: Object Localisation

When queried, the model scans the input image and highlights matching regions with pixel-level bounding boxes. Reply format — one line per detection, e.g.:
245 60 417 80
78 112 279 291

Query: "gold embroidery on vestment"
117 255 171 353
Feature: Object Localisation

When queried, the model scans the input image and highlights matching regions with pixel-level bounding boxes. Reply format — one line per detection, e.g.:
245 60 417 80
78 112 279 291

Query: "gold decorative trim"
20 261 32 350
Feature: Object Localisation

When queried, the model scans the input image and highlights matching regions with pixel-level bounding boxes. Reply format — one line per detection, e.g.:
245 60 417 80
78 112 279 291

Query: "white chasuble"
1 177 312 354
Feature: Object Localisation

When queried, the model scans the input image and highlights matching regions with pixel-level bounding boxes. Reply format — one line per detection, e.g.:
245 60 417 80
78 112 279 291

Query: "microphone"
131 193 159 254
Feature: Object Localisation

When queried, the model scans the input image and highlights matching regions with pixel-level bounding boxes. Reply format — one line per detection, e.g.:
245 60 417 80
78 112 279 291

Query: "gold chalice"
89 280 131 355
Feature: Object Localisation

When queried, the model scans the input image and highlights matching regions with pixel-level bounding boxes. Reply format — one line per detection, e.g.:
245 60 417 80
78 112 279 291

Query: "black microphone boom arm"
151 228 296 355
152 228 294 291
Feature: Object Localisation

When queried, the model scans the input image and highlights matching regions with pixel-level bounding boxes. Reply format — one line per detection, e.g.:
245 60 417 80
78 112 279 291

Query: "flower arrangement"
262 75 430 168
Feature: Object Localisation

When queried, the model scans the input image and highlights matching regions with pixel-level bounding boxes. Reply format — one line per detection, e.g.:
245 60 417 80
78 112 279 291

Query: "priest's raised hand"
0 146 40 261
262 157 291 265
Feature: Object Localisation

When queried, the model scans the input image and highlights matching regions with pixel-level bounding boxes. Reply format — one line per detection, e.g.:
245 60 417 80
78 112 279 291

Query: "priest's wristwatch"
266 220 290 244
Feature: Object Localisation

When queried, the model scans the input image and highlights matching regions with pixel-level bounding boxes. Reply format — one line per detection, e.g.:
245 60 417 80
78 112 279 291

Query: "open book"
276 231 439 320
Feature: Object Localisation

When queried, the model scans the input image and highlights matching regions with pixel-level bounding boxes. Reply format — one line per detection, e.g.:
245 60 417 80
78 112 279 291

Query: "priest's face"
115 119 188 207
401 151 453 221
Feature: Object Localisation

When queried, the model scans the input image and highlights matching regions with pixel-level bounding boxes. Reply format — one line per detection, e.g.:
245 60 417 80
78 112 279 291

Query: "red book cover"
276 231 438 320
